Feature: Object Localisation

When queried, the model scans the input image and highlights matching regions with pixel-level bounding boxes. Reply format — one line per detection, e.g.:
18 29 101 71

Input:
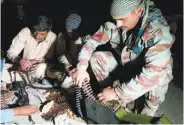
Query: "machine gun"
7 81 29 106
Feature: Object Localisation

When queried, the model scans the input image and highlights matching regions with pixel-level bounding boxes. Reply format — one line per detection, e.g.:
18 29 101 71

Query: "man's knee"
90 52 100 65
148 96 163 105
90 52 109 67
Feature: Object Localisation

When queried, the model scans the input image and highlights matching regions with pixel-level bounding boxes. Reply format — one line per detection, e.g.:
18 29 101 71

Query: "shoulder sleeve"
7 27 30 63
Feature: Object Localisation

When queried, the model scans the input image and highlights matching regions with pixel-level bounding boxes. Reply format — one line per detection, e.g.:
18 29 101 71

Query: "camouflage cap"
110 0 145 18
65 13 82 30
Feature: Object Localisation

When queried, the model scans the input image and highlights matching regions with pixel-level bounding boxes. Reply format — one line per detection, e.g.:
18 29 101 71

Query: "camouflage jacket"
77 7 175 103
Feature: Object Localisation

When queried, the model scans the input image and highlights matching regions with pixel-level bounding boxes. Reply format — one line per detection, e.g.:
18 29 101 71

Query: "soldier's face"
66 30 79 41
114 8 143 31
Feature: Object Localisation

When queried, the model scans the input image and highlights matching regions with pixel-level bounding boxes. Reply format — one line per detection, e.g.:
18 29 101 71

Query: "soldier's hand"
72 69 90 87
97 87 117 102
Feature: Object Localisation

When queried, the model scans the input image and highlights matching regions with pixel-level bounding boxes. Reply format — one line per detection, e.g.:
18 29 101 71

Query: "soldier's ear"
135 8 143 17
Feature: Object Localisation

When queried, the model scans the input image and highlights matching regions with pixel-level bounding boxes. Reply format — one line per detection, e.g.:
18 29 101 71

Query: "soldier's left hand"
97 87 117 102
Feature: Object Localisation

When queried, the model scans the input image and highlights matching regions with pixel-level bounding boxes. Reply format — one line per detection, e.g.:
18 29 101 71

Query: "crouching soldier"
73 0 175 116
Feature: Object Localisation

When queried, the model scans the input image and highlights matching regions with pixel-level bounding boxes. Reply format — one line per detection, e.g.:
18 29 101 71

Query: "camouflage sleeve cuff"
114 86 123 102
76 63 88 71
114 85 132 104
76 59 89 71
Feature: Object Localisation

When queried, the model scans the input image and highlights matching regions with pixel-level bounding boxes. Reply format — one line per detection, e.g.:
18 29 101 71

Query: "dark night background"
1 0 183 89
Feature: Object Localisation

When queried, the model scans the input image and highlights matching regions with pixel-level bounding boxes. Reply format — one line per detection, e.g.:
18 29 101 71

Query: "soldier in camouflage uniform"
72 0 175 116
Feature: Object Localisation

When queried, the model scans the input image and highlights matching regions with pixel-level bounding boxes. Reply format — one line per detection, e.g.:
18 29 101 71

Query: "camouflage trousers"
89 51 169 116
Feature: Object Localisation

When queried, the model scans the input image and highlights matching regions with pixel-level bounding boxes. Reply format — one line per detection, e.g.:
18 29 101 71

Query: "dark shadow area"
171 18 183 89
1 0 112 51
153 0 183 90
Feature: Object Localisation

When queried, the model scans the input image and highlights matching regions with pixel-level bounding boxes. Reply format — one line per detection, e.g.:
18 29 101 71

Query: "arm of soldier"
73 23 116 87
7 27 30 63
114 27 174 104
55 33 70 66
76 24 111 71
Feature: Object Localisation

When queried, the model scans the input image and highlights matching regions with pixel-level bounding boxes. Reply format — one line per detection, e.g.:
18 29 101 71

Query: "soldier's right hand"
72 69 90 87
